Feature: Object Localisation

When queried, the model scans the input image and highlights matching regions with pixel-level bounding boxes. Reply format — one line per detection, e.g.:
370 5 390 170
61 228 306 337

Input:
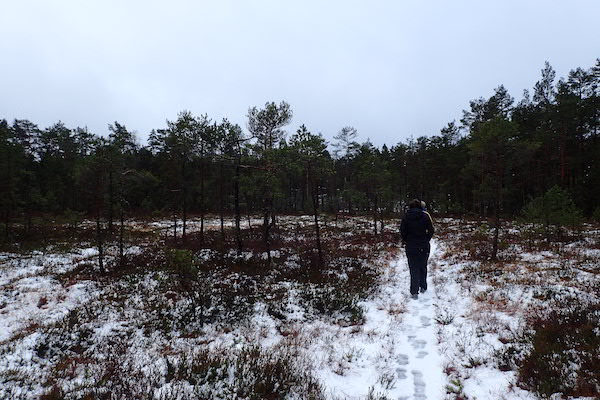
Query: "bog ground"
1 216 599 400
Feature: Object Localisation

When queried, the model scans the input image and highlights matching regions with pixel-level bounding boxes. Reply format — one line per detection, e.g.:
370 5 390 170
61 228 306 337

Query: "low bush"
522 185 583 241
156 345 324 400
516 300 600 398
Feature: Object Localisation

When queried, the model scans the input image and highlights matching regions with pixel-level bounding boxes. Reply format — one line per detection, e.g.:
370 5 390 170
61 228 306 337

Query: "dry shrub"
39 385 64 400
22 216 402 400
517 300 600 398
157 345 325 400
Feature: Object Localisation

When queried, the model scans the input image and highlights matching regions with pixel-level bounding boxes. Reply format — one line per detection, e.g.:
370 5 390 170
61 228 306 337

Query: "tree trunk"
244 193 253 233
247 212 253 231
119 207 124 268
263 171 274 265
491 214 500 261
3 210 8 241
491 196 500 261
560 142 565 186
348 196 353 216
301 172 307 212
234 161 243 253
95 169 105 274
182 161 187 241
219 162 225 240
373 194 378 236
312 184 323 267
263 207 271 265
290 178 296 212
270 191 277 228
173 209 177 240
200 159 205 243
182 195 187 241
108 167 114 234
96 200 104 274
96 215 104 274
26 209 32 236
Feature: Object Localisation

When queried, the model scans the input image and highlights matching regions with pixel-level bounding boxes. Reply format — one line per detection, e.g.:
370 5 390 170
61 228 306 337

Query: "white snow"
305 241 446 399
1 217 598 399
0 250 99 343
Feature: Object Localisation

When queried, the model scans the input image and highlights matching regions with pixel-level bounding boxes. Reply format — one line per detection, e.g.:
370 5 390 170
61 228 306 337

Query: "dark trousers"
406 246 429 295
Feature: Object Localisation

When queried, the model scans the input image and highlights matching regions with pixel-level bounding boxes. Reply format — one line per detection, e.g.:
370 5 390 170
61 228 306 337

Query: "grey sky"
1 0 598 147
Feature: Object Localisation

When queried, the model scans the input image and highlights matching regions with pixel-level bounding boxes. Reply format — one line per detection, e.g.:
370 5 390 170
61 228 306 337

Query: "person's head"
421 201 427 210
408 199 422 209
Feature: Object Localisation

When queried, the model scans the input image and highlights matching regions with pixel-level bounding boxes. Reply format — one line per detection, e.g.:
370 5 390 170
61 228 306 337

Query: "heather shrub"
517 301 600 398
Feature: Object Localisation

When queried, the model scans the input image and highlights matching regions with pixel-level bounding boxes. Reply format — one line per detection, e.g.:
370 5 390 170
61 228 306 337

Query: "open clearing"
1 216 599 399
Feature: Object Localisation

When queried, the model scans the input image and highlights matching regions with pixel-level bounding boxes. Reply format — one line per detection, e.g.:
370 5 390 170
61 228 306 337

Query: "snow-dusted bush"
156 345 324 400
517 299 600 398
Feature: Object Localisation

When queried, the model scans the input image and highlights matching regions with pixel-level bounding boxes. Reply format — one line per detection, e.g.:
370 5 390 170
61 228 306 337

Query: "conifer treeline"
1 60 599 237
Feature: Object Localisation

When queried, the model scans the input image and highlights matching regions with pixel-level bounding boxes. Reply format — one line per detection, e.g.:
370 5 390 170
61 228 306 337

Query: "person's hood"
405 207 424 220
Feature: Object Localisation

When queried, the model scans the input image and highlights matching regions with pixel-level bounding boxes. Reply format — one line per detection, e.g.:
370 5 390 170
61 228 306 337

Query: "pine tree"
247 101 292 264
468 117 519 260
290 125 331 265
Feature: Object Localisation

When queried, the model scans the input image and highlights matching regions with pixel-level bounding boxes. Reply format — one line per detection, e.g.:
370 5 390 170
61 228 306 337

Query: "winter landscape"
1 215 599 399
2 1 600 399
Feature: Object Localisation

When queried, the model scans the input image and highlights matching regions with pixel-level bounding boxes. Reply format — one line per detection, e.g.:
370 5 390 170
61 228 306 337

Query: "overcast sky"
1 0 598 147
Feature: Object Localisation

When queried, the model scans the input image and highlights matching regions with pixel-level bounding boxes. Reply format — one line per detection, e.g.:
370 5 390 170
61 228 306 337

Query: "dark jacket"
400 207 434 250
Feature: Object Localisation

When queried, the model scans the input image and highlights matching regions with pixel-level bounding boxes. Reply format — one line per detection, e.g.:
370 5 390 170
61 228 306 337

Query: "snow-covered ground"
0 248 100 343
1 217 598 399
306 241 445 399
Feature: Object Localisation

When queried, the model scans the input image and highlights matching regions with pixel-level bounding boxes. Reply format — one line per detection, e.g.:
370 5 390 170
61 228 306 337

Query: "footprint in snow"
412 370 427 399
411 339 427 349
416 350 428 359
396 367 408 379
396 353 409 365
420 316 431 327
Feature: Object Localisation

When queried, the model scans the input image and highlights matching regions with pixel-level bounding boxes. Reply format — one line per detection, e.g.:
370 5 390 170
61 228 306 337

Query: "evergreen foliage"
1 59 599 246
523 185 583 235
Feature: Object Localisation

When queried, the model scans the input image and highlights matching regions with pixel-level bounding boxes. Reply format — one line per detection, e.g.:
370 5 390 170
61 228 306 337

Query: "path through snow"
316 240 445 399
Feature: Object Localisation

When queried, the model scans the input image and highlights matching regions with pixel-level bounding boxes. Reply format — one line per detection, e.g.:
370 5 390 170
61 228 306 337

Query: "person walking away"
400 199 434 299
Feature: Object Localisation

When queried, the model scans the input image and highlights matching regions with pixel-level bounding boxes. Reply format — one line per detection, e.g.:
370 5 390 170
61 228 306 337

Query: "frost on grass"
432 218 600 400
2 215 599 399
0 216 397 399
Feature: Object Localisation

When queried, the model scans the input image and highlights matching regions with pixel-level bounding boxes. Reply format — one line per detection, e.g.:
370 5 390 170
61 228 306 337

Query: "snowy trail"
385 239 445 400
317 240 445 399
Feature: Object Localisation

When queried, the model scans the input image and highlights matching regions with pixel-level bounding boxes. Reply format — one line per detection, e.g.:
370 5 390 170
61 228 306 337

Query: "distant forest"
1 59 599 238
